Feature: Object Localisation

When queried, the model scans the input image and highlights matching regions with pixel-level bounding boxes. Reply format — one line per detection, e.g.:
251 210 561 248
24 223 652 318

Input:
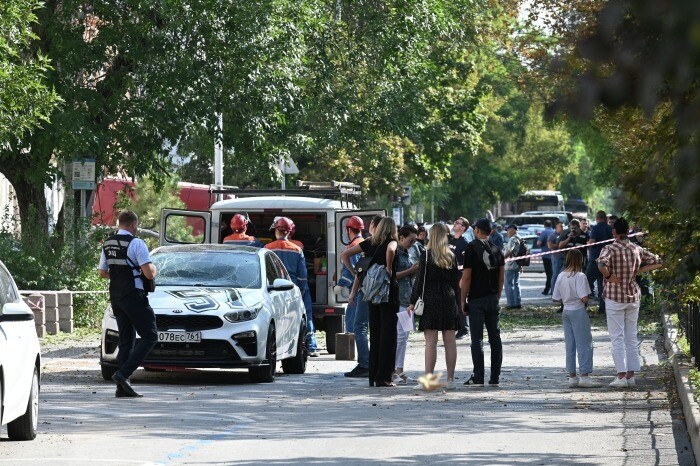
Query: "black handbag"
353 256 373 275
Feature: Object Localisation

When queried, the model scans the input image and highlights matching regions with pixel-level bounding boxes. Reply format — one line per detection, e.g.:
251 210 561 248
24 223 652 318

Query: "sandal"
392 372 409 384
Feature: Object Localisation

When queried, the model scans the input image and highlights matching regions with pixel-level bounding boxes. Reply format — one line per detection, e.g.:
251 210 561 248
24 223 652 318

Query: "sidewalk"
304 272 696 465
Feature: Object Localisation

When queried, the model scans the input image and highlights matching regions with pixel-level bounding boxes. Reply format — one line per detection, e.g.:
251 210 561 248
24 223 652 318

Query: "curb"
662 310 700 465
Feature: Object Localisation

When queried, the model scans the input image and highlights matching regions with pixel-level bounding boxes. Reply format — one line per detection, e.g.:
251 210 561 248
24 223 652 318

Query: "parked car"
100 244 308 383
0 260 40 441
519 234 544 273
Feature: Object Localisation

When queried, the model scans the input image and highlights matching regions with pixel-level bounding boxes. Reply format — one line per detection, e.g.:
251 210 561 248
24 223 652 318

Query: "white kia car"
100 244 307 383
0 260 40 441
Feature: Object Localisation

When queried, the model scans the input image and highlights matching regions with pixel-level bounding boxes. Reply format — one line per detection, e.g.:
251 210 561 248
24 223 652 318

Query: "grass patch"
500 305 563 331
41 327 100 346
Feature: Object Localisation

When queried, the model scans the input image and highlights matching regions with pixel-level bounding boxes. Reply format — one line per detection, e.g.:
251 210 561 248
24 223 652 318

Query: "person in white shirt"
552 249 602 388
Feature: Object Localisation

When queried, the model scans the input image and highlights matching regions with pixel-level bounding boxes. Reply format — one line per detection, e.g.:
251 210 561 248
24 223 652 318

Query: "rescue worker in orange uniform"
223 214 262 247
265 217 319 356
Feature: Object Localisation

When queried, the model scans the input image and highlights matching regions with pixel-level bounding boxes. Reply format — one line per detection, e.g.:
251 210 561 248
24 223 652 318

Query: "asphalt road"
0 272 695 465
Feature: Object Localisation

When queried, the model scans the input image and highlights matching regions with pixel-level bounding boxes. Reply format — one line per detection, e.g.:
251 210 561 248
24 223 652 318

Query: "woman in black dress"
347 216 399 387
408 223 461 390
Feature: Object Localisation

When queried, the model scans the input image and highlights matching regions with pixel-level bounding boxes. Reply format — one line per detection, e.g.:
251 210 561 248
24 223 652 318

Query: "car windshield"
152 251 262 289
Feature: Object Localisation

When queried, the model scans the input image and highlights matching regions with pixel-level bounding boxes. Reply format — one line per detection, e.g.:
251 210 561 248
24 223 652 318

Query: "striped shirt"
598 239 661 303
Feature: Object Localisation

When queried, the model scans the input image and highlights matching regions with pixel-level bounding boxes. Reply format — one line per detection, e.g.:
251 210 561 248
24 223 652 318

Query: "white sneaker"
413 383 425 390
578 377 602 388
609 377 628 388
568 377 579 388
626 377 636 387
392 372 408 385
444 380 456 390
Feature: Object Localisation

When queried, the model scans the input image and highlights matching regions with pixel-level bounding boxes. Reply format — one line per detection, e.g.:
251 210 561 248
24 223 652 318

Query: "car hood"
148 287 263 314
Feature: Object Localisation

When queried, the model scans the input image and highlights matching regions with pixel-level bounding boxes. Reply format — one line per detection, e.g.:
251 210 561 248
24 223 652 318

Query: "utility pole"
214 113 224 201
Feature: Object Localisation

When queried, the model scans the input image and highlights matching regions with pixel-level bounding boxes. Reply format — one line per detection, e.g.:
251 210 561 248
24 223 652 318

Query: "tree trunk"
8 175 49 242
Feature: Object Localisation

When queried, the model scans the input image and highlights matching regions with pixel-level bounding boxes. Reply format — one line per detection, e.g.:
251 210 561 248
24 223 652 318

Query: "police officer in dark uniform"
98 210 158 398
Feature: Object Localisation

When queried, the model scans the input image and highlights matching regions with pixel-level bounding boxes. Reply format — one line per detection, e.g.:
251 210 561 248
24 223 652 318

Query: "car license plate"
158 331 202 343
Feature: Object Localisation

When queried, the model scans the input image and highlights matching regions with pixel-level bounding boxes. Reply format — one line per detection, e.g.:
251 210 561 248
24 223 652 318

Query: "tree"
0 0 59 147
2 0 314 238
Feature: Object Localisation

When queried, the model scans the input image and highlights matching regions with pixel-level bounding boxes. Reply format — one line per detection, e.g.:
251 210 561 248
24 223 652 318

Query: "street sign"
72 180 96 190
72 159 95 182
279 156 299 175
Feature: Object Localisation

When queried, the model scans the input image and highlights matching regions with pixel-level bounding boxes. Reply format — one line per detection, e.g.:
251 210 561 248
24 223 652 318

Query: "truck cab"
159 182 383 353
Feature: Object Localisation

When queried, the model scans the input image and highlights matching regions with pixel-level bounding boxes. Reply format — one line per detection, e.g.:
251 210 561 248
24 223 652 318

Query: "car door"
263 253 289 349
334 210 385 303
0 265 31 421
269 253 299 352
160 208 211 246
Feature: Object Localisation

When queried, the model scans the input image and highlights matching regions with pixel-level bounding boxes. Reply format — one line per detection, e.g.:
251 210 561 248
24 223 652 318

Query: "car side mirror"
268 278 295 292
0 301 34 322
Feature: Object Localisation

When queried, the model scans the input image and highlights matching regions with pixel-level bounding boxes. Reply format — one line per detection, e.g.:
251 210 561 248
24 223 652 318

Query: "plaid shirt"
598 239 661 303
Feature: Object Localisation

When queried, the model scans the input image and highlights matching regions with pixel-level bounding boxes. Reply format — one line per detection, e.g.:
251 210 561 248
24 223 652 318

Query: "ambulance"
159 182 384 353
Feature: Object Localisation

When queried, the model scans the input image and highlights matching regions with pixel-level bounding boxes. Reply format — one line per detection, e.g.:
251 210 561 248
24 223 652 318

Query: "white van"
159 183 383 353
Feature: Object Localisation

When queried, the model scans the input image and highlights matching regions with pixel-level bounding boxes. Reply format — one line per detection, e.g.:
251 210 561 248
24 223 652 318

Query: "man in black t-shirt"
558 219 590 268
449 217 470 339
460 218 505 386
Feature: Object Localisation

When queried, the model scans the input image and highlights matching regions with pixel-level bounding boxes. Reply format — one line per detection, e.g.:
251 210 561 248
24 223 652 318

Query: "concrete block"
35 325 46 338
44 307 59 323
32 308 45 325
59 319 74 333
335 333 355 361
45 321 60 335
58 305 73 320
57 291 73 306
43 292 58 308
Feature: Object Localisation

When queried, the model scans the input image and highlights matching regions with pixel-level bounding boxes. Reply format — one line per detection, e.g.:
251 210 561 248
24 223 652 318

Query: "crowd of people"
336 211 662 390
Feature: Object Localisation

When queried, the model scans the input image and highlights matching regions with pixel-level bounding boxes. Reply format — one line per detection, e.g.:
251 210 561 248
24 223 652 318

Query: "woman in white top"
553 249 602 388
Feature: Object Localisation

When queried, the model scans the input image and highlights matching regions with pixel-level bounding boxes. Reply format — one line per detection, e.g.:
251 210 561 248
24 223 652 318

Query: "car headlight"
224 307 261 323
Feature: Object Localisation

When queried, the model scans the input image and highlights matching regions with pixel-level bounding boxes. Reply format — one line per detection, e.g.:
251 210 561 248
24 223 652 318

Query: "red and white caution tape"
504 232 646 262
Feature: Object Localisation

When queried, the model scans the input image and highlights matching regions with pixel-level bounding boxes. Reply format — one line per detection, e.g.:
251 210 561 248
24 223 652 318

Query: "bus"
515 190 564 213
564 198 590 216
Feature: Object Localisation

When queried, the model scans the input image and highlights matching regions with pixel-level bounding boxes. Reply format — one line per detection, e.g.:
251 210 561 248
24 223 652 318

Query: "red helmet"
273 216 294 233
230 214 248 230
347 216 364 230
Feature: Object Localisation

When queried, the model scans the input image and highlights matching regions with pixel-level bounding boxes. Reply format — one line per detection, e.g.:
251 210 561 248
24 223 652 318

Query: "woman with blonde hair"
346 216 400 387
407 223 461 390
553 249 601 388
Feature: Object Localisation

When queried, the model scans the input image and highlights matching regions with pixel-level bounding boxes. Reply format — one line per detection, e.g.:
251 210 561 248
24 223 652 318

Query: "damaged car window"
152 251 261 289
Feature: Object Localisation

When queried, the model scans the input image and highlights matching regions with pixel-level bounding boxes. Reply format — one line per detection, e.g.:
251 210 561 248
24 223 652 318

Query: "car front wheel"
7 366 39 441
282 320 307 375
249 324 276 383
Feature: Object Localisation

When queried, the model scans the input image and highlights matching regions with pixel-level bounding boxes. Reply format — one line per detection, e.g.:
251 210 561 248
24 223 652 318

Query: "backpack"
515 238 531 267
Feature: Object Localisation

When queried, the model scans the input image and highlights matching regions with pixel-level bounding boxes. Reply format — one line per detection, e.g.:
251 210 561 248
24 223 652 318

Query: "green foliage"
0 202 107 329
0 0 60 147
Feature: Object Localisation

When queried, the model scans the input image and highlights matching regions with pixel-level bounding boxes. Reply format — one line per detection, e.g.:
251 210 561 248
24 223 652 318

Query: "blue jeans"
504 269 521 307
303 287 317 352
468 295 502 382
113 290 158 379
551 254 564 291
348 290 370 368
562 307 594 374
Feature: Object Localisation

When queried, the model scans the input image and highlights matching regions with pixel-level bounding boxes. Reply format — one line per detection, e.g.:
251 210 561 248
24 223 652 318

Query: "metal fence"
681 301 700 369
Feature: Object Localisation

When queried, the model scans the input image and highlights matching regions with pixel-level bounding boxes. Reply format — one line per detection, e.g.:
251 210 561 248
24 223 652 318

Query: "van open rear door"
160 209 212 246
333 210 385 303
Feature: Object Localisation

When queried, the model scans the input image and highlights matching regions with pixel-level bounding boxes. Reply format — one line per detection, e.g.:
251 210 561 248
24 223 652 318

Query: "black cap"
474 218 492 232
507 224 518 230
